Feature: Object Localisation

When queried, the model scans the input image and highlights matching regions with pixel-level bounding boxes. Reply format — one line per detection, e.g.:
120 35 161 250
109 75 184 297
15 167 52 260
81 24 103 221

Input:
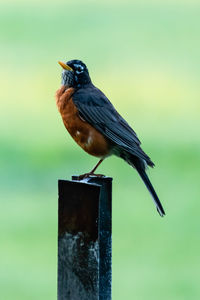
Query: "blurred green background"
1 0 200 299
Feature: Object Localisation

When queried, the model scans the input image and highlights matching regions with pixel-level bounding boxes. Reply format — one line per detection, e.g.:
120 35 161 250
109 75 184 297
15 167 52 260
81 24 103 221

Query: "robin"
56 59 165 217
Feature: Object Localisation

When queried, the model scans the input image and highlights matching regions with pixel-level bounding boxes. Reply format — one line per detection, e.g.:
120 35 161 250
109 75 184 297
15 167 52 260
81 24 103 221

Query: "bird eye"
77 66 82 72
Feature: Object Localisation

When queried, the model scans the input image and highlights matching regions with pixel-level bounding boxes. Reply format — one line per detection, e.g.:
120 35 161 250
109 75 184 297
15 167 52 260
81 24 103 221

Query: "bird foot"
77 173 105 180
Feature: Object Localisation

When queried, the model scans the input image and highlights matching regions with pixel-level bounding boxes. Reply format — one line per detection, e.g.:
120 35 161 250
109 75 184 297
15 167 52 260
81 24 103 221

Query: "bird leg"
77 159 105 180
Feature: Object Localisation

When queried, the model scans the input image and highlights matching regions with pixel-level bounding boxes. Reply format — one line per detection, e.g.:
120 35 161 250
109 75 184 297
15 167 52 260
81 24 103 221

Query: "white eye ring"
74 64 84 74
76 67 84 75
77 67 82 72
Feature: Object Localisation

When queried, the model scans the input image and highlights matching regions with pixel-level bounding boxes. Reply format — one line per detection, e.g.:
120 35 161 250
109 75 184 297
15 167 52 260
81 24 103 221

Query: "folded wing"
72 85 154 166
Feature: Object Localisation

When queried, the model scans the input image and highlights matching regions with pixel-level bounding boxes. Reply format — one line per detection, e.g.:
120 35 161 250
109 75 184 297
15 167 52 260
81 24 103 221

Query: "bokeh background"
1 0 200 299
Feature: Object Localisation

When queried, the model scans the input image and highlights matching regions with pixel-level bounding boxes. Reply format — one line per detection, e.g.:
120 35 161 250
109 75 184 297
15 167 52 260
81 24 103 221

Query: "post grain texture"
58 176 112 300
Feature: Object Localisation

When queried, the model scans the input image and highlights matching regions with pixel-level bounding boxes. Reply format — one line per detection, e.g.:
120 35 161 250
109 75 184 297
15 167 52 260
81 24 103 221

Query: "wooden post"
58 176 112 300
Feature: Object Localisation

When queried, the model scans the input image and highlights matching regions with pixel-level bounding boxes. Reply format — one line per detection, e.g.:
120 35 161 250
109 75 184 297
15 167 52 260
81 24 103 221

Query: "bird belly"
57 91 110 157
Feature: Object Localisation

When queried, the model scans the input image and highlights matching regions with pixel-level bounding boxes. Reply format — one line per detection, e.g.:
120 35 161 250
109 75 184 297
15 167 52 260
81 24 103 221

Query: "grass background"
1 0 200 299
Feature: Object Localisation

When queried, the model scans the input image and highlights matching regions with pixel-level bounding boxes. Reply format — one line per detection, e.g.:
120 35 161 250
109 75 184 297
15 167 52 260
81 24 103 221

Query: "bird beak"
58 61 73 71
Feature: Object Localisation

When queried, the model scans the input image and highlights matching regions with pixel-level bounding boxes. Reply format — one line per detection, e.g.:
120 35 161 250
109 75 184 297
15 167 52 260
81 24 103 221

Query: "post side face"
58 180 101 300
88 177 112 300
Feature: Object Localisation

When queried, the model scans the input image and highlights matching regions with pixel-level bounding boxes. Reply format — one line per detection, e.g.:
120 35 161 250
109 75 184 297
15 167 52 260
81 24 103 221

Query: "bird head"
58 59 91 88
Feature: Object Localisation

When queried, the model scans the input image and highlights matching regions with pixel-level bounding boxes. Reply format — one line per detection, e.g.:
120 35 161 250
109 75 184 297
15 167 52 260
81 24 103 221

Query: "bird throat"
61 70 74 88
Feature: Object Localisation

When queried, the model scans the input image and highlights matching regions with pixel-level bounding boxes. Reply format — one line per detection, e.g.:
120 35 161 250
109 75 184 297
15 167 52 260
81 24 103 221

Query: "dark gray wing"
73 84 153 165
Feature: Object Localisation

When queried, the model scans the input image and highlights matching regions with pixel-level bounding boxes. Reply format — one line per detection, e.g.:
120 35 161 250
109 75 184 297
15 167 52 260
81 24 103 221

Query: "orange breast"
55 86 111 158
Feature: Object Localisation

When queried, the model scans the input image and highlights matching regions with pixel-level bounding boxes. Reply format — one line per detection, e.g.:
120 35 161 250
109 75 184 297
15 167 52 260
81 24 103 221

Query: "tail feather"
135 166 165 217
118 150 165 217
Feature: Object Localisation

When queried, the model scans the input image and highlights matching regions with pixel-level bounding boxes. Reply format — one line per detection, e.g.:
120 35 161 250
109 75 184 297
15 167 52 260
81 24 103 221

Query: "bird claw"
77 173 105 180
